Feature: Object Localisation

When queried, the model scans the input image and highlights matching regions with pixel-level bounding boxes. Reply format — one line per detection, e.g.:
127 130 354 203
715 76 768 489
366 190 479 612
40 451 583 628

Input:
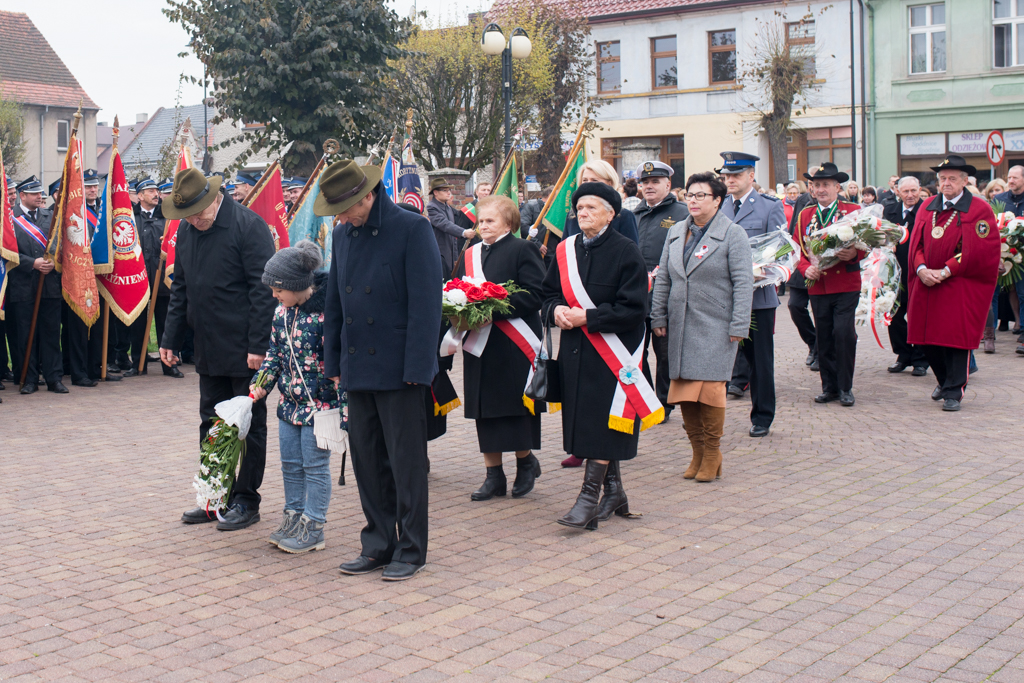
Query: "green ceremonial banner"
542 145 587 238
492 153 518 204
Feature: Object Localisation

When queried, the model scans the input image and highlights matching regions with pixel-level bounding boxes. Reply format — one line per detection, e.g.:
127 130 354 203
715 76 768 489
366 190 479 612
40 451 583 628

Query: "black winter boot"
511 452 541 498
471 465 507 501
596 461 629 521
557 460 608 530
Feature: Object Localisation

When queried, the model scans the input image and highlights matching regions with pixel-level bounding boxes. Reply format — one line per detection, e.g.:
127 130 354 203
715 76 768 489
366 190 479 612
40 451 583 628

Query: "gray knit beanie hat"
262 240 323 291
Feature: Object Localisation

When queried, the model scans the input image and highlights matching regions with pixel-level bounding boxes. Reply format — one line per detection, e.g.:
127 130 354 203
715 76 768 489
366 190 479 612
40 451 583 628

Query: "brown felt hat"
313 160 382 216
429 177 453 194
162 167 222 219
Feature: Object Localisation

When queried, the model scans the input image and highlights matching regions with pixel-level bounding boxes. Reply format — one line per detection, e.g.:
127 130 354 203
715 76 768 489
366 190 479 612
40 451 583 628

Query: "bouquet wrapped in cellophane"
855 248 902 348
750 228 799 289
806 205 909 284
996 211 1024 288
442 278 523 331
193 370 270 517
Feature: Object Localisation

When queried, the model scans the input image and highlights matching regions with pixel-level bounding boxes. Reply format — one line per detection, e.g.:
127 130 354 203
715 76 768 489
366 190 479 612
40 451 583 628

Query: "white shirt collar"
20 203 34 215
943 192 963 207
818 199 838 212
734 188 755 206
484 230 511 246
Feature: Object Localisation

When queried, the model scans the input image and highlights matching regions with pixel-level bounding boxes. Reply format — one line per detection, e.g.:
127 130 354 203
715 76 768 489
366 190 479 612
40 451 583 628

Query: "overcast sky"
9 0 485 128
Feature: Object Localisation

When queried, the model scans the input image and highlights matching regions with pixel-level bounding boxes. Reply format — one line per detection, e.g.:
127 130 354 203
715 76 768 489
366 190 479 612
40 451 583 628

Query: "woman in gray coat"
651 172 753 482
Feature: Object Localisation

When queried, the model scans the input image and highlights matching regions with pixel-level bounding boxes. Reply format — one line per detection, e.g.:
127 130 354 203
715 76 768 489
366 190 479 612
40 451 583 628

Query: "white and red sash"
557 234 664 434
440 242 550 413
13 214 47 248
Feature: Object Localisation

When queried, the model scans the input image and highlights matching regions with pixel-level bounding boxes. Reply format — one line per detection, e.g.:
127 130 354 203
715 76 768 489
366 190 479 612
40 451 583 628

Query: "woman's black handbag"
525 310 561 404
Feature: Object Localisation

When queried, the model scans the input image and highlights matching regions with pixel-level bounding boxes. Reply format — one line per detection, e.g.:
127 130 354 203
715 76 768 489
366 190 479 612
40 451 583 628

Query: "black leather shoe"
47 381 69 394
814 392 840 403
165 367 185 378
887 361 908 373
511 452 541 498
1 370 14 382
596 461 629 521
122 368 140 378
181 507 219 524
216 504 260 531
339 555 389 575
72 378 99 387
558 460 608 530
104 373 122 381
911 366 928 377
931 386 942 401
727 384 745 398
20 383 38 395
471 465 507 501
106 364 123 374
942 398 961 412
749 425 769 437
382 562 425 581
809 358 820 372
839 390 855 407
805 351 815 366
0 380 5 391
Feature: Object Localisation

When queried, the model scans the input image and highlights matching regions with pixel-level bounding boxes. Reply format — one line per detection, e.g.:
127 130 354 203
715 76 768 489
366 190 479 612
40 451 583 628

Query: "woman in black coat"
453 195 547 501
541 183 651 530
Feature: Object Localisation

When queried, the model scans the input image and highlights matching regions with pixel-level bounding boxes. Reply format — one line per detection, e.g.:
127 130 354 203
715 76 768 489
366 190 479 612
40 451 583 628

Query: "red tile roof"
490 0 759 22
0 11 98 110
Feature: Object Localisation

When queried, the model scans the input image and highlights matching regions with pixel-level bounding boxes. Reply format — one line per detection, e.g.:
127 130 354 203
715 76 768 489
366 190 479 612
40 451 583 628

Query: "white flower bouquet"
997 211 1024 288
855 248 902 347
750 228 799 289
806 205 908 283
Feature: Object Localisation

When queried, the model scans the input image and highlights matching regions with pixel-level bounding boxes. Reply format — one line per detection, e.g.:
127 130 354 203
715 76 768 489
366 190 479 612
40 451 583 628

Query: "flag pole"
535 117 592 249
284 138 339 226
378 127 398 173
20 101 81 388
101 300 110 380
243 158 280 208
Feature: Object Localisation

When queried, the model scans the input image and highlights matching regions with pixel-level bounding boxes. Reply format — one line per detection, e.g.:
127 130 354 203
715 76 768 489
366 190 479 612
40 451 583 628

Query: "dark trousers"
67 306 103 382
810 291 859 393
787 286 817 353
642 317 670 409
199 374 267 509
8 299 62 386
922 345 969 400
0 318 9 376
150 295 178 375
108 316 131 369
348 386 429 566
887 285 927 368
734 308 777 428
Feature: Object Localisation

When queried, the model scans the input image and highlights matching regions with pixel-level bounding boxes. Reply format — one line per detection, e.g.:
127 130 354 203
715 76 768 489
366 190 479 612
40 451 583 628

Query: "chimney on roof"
136 113 148 124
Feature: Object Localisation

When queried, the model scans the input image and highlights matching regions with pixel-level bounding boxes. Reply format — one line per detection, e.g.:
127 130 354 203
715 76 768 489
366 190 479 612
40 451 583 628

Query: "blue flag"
398 132 424 211
381 153 399 203
288 169 336 269
91 177 113 274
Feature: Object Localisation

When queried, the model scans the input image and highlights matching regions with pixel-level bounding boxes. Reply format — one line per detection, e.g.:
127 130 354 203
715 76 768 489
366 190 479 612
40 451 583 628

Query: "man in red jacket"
907 155 999 412
794 163 863 406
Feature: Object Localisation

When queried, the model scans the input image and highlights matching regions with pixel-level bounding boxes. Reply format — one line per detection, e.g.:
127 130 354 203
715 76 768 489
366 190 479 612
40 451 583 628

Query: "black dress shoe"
382 561 425 581
106 364 123 374
104 373 122 382
942 398 962 412
887 361 908 373
931 386 942 401
122 368 140 378
749 425 769 437
839 390 855 406
1 370 14 382
814 392 840 403
471 465 507 501
20 383 38 395
165 367 185 378
0 380 5 391
47 381 69 394
805 351 815 366
911 366 928 377
215 504 260 531
511 452 541 498
181 507 219 524
727 384 745 398
339 555 389 575
809 358 820 372
72 378 99 387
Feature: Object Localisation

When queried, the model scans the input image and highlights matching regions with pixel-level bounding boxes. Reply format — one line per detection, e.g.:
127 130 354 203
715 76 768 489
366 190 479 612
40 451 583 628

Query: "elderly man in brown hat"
318 160 442 581
426 177 476 276
160 168 277 530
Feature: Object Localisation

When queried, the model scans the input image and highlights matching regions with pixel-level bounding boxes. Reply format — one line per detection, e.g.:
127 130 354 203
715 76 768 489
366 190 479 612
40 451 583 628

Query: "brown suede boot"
679 402 704 479
696 403 725 482
983 326 996 354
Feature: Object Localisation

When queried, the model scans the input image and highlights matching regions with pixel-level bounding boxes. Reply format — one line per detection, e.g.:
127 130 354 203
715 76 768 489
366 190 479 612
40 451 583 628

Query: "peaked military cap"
716 151 760 175
16 175 44 194
48 179 61 197
136 178 159 193
235 172 258 186
83 168 101 186
636 160 673 180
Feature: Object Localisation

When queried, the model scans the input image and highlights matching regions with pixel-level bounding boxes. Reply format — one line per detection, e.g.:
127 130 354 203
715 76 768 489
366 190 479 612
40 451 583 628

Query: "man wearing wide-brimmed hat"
160 166 277 530
794 162 863 407
426 176 476 276
907 155 999 412
319 159 442 582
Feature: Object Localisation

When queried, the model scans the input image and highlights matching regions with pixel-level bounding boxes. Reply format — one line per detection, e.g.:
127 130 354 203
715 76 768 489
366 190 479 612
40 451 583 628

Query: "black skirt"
475 414 541 453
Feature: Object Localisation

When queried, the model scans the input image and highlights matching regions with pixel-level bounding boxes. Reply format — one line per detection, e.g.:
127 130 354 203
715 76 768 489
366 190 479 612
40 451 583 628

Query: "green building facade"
867 0 1024 186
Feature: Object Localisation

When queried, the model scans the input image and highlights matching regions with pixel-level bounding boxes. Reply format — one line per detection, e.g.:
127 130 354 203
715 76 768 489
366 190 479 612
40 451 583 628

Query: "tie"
733 198 742 215
944 201 953 211
29 210 36 223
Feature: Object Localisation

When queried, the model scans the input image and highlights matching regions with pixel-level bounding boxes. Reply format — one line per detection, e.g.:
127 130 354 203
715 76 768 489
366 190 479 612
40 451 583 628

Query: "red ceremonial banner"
243 161 289 251
52 137 100 326
161 138 195 288
0 149 20 319
97 145 150 324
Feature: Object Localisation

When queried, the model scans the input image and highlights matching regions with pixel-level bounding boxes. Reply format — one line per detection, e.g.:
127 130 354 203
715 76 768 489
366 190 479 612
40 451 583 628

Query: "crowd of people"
3 146 1017 581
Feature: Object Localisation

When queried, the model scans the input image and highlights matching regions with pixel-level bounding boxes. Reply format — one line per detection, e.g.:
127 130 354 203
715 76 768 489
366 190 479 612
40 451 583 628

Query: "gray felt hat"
262 240 323 291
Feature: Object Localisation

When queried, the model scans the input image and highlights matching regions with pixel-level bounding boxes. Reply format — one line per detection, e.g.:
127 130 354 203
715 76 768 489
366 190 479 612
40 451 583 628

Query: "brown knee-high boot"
679 402 704 479
696 402 725 482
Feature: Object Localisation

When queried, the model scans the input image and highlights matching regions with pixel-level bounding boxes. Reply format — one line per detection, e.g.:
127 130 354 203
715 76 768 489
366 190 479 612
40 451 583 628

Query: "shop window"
651 36 678 89
909 3 946 74
994 0 1024 68
786 21 816 76
56 120 69 152
597 41 621 93
708 30 737 84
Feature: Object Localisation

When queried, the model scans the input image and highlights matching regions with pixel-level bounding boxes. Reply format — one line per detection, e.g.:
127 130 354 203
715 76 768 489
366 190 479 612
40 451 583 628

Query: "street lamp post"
480 23 532 159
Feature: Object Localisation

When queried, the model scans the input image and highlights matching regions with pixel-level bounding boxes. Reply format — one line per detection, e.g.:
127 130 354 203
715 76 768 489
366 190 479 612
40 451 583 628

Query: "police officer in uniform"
233 172 257 204
634 160 689 420
8 176 65 394
719 152 786 437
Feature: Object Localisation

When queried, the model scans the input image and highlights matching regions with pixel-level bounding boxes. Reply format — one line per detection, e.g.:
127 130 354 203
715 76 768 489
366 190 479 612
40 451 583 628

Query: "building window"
597 41 621 93
786 21 816 76
994 0 1024 68
651 36 677 89
909 3 946 74
56 120 69 152
708 30 737 84
601 136 685 188
806 127 853 179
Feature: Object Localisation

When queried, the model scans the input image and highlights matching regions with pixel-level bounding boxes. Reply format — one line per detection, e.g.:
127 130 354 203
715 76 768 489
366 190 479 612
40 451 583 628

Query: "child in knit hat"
251 240 346 553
